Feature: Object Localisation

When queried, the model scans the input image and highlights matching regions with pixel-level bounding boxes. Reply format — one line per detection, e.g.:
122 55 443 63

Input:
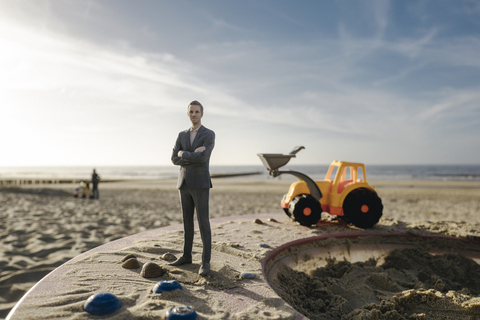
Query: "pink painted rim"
261 232 480 286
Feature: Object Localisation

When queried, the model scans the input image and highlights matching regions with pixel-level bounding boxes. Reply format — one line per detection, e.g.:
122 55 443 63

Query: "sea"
0 164 479 182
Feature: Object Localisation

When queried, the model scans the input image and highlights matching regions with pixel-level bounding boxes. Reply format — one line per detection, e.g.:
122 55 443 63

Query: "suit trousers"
179 185 211 264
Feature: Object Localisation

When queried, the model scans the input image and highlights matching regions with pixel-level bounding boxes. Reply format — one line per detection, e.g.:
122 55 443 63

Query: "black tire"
288 194 321 226
342 188 383 229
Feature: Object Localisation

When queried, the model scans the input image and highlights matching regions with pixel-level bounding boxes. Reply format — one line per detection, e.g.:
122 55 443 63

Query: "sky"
1 0 480 167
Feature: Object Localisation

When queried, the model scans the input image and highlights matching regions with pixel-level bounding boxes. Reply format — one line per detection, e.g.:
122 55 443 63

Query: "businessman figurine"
170 100 215 276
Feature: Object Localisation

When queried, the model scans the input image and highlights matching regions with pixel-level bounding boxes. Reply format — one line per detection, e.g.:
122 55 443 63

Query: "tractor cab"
325 161 367 194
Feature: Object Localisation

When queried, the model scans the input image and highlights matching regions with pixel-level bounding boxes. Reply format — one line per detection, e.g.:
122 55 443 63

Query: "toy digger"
258 146 383 229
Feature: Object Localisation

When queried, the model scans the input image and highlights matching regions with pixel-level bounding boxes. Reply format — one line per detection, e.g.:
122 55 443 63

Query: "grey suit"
171 125 215 264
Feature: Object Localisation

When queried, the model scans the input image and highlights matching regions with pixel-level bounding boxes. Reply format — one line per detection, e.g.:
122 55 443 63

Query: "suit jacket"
171 125 215 189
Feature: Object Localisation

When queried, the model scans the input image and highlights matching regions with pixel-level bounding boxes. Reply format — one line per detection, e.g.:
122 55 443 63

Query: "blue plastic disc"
241 272 255 279
152 280 183 293
259 243 270 248
83 292 122 315
166 305 197 320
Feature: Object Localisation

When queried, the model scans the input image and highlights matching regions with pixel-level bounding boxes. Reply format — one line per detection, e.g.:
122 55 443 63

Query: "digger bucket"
257 146 304 171
257 153 295 172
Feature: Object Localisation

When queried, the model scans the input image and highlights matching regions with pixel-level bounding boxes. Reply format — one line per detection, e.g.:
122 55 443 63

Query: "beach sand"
1 178 480 319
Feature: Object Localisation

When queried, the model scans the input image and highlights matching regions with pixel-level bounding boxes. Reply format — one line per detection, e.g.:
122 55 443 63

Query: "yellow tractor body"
281 161 375 216
258 148 383 228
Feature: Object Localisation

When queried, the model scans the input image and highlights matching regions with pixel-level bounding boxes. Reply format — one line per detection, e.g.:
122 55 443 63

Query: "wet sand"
1 178 480 319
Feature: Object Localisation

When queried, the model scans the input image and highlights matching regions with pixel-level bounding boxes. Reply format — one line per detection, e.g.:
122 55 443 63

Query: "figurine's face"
188 105 203 126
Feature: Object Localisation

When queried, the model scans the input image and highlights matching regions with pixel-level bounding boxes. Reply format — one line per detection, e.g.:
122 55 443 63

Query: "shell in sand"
122 257 140 269
141 262 165 278
121 253 136 262
161 253 176 261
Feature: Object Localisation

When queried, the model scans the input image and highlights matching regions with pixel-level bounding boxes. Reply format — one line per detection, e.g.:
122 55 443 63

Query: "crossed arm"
178 146 205 157
171 131 215 166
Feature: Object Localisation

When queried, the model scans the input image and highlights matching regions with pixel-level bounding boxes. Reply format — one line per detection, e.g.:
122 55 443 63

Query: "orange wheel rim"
361 205 369 213
303 207 312 216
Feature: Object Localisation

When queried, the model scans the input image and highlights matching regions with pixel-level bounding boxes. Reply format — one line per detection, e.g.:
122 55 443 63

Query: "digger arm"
271 170 322 201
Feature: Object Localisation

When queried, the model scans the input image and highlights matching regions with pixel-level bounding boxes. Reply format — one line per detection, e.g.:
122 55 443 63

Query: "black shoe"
198 263 210 276
169 256 192 266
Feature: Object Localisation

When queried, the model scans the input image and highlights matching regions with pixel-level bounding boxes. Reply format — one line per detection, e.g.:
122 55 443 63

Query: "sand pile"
273 247 480 319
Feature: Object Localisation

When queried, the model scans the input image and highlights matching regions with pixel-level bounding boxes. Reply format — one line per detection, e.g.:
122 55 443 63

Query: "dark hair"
188 100 203 113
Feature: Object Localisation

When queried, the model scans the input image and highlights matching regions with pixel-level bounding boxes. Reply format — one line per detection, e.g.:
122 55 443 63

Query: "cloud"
372 0 390 40
1 17 199 111
393 27 439 59
1 0 479 165
417 90 480 123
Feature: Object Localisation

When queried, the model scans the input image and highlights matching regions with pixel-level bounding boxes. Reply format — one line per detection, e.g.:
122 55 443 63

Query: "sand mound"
272 248 480 319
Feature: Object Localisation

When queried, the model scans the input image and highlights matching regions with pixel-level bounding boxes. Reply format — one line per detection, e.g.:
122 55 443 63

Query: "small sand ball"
121 253 136 262
254 219 263 224
122 258 140 269
161 253 177 261
141 262 166 278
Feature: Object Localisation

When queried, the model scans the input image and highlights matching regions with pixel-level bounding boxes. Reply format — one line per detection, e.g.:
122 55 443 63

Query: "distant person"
170 100 215 276
91 169 100 199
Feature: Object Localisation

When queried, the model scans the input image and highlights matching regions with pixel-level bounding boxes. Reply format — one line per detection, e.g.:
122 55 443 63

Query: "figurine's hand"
194 146 206 153
178 150 184 157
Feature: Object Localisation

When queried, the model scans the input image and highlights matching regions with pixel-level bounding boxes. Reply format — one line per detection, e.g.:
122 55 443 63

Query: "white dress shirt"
190 125 202 145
